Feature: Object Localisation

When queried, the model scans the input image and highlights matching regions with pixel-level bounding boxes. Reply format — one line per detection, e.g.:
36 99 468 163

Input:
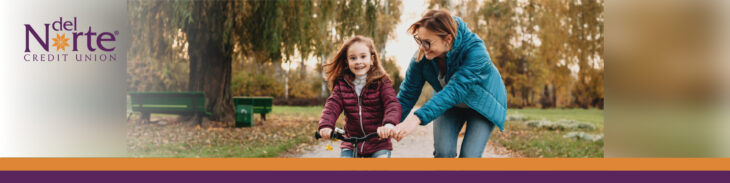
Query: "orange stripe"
0 158 729 171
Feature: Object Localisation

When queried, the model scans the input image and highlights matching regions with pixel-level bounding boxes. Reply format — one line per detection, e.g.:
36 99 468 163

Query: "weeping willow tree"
128 1 285 122
128 0 403 122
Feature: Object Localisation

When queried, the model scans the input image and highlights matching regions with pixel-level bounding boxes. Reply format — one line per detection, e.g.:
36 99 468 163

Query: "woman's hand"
393 114 421 141
377 124 395 139
318 128 333 140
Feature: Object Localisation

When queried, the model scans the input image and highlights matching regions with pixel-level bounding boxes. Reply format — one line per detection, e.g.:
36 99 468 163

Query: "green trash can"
235 105 254 127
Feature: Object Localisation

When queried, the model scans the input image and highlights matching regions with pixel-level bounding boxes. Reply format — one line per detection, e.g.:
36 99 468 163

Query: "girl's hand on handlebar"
319 128 333 140
377 124 395 139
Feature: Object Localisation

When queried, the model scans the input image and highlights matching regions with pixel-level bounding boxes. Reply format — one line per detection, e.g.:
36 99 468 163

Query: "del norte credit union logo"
24 17 119 62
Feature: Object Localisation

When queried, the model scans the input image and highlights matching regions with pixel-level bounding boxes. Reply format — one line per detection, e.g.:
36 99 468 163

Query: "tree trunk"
320 53 329 98
183 1 235 122
300 58 307 79
284 60 289 100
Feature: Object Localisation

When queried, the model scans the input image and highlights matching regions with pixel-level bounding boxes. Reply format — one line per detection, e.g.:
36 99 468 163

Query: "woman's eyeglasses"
414 35 434 50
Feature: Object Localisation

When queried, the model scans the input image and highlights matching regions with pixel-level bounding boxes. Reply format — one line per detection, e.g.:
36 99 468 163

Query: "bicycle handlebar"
314 127 380 143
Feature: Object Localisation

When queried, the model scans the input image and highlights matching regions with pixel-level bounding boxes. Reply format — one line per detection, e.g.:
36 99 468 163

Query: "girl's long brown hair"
324 36 389 91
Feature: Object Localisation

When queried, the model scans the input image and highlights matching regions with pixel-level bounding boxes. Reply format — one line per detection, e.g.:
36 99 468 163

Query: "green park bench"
233 96 273 127
129 91 211 124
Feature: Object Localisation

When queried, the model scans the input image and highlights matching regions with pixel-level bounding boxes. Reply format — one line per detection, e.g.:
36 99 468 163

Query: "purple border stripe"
1 171 729 183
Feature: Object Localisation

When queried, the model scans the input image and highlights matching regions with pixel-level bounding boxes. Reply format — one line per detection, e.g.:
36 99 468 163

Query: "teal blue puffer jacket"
397 16 507 131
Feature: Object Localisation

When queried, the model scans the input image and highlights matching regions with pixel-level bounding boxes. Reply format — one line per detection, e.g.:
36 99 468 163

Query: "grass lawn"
271 105 323 116
508 108 604 128
493 108 604 158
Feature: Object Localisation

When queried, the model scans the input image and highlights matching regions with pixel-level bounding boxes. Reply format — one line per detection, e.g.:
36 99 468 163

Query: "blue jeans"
340 149 391 158
433 107 495 158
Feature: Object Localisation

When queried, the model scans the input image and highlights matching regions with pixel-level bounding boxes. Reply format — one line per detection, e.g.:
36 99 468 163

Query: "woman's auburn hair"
407 9 458 61
324 36 390 91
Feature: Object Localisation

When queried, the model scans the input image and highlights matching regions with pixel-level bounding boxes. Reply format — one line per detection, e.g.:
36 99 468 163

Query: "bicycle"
314 127 381 158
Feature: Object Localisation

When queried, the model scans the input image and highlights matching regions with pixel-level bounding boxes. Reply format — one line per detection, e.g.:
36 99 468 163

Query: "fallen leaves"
127 114 319 157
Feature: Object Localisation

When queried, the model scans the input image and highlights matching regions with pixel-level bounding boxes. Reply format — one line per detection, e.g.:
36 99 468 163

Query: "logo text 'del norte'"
25 17 118 62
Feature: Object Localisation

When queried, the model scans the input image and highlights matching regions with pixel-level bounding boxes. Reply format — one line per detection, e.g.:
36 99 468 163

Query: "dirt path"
296 123 512 158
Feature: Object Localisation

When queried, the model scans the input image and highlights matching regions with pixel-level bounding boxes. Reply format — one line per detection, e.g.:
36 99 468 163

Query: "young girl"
318 36 402 158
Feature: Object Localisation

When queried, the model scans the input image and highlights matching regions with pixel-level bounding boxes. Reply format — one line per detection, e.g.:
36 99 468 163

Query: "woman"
393 9 507 158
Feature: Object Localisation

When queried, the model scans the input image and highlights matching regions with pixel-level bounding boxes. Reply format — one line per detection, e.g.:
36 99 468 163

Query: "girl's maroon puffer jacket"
318 76 402 156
